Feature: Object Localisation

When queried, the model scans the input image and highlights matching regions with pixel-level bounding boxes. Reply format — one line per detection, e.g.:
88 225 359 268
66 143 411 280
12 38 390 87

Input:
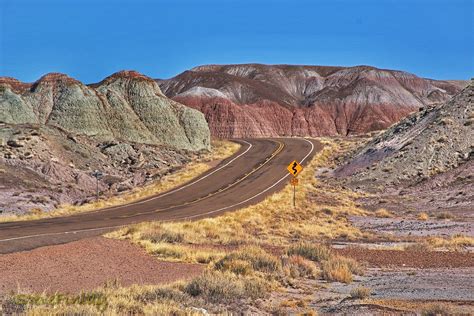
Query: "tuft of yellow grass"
0 140 241 223
375 208 394 218
320 255 364 284
425 235 474 250
283 255 320 279
417 212 429 221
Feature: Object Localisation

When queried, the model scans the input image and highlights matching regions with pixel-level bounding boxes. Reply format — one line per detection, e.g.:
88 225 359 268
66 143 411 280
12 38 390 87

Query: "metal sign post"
92 170 103 201
290 177 299 207
287 161 302 208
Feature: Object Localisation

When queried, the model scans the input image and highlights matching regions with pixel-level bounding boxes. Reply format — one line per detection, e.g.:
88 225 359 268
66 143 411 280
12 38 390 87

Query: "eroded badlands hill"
335 80 473 215
0 71 210 214
160 64 466 138
0 71 210 151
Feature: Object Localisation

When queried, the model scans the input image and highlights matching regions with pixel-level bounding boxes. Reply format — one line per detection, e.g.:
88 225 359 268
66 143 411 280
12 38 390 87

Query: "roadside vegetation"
404 234 474 251
3 243 367 314
2 139 372 314
108 139 368 263
0 140 240 223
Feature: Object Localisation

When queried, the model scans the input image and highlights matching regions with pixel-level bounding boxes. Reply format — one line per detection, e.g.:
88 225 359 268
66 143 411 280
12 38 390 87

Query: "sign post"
91 170 103 201
287 160 303 208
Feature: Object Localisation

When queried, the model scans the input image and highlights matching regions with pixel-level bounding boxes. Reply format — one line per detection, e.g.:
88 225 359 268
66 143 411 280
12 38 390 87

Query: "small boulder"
7 139 24 148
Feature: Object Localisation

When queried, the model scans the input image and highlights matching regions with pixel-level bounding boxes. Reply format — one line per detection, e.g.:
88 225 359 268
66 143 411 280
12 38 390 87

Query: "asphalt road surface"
0 138 321 254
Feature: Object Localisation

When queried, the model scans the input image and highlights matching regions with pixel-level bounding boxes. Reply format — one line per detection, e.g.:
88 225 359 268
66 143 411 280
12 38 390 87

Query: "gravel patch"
0 237 203 294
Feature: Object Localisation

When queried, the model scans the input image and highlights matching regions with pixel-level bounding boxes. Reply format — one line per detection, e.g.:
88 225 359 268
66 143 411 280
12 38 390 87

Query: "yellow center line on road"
116 140 285 218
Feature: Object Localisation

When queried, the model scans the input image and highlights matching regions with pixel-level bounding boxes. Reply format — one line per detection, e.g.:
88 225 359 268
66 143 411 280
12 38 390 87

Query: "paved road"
0 138 321 254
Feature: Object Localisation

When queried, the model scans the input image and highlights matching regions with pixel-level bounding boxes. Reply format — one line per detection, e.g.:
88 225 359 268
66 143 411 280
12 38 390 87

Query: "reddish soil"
336 248 474 269
0 237 203 294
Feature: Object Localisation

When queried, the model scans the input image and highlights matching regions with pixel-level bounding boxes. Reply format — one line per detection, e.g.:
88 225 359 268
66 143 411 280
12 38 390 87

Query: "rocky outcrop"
160 64 466 138
0 71 210 151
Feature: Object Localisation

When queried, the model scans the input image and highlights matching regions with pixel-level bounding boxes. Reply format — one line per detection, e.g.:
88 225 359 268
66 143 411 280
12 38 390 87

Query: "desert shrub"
215 258 253 276
418 212 429 220
134 287 189 304
287 243 332 263
140 226 185 244
375 208 394 218
283 255 319 279
150 244 186 259
215 246 281 274
13 292 108 312
321 256 364 283
321 258 353 283
24 304 100 316
29 208 44 216
421 303 453 316
436 212 454 220
185 271 268 302
350 286 371 299
404 242 431 252
425 235 474 250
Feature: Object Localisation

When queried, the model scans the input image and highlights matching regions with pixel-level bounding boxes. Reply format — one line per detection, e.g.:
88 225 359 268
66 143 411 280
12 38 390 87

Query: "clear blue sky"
1 0 473 83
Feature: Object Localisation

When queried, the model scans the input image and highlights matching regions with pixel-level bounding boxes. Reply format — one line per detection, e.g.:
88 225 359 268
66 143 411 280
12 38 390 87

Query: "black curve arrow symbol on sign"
292 162 298 175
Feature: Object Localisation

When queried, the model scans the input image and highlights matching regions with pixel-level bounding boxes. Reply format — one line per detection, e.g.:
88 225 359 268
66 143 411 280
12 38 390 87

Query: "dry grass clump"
421 303 453 316
287 243 332 263
283 255 319 279
417 212 429 220
374 208 394 218
214 246 281 275
425 234 474 250
321 255 364 284
350 286 371 299
404 242 432 252
0 140 241 223
435 212 454 220
286 242 364 283
405 235 474 251
12 292 108 312
185 271 269 303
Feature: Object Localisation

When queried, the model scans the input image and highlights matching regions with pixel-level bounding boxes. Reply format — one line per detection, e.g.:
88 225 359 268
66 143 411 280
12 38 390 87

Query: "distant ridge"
159 64 467 138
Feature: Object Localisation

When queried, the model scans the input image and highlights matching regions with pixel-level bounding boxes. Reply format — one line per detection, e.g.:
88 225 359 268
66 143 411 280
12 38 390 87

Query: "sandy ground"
327 267 473 301
0 237 203 294
335 248 474 268
350 216 473 237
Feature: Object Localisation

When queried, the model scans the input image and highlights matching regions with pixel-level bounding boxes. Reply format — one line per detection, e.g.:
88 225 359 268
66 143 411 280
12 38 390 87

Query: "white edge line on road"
102 140 253 210
143 140 253 200
0 139 313 243
0 225 126 243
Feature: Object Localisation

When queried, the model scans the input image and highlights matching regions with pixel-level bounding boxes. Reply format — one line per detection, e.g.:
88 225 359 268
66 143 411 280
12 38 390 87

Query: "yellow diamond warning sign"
287 160 303 177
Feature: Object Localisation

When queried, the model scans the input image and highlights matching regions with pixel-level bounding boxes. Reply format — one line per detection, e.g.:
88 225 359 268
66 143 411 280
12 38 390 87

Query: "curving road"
0 138 322 254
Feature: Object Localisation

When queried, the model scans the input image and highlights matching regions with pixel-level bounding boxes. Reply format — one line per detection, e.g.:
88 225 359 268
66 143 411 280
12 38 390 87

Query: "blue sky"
1 0 473 83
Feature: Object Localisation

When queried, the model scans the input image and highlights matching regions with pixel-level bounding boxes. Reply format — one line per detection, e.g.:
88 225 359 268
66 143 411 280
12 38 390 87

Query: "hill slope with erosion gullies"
0 71 211 215
159 64 466 138
0 71 210 151
335 80 473 215
0 123 199 215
